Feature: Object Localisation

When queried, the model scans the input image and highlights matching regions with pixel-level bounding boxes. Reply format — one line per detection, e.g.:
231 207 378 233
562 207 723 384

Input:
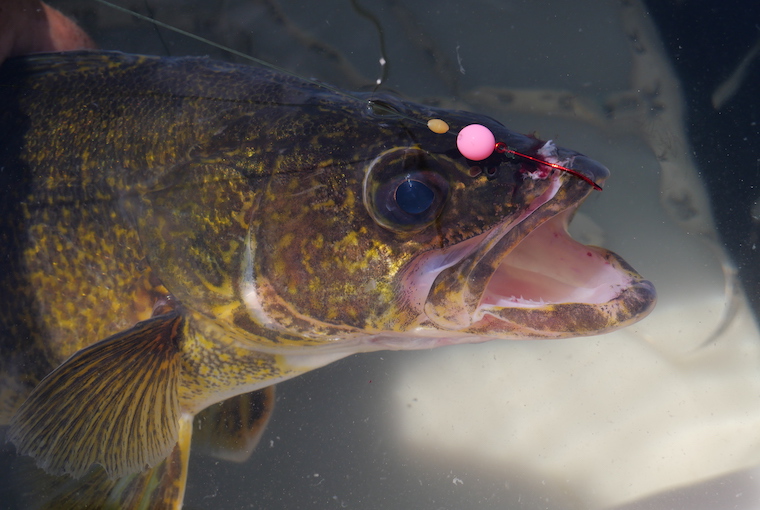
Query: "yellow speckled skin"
0 51 653 426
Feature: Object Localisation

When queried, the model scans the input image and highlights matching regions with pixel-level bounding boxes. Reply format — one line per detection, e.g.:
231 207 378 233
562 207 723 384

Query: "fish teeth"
502 295 548 307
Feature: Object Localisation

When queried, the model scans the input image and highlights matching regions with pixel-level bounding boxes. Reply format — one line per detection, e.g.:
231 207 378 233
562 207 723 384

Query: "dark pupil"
396 179 434 214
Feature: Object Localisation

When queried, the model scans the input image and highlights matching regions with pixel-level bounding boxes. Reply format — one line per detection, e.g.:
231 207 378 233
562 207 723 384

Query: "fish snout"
566 154 610 187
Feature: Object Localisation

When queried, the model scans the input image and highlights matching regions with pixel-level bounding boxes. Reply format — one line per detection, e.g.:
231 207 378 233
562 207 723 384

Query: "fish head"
233 92 656 349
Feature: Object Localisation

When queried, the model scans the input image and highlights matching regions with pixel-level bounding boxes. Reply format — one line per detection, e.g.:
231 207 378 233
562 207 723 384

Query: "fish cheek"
125 163 252 316
250 169 416 330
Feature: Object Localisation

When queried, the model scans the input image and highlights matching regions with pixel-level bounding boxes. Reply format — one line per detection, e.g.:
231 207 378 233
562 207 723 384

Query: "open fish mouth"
404 164 656 341
466 206 656 338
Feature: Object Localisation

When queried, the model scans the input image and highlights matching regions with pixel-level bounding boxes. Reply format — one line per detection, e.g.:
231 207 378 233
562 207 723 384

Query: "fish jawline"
402 198 654 342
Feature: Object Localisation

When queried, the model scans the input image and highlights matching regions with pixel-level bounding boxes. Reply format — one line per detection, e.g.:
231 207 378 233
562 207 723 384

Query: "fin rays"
8 312 183 480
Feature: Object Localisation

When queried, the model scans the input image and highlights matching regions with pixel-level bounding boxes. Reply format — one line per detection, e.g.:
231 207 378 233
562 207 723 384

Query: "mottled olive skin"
0 51 631 421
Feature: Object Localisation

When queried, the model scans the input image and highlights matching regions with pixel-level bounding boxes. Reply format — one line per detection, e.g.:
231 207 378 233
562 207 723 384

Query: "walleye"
0 50 654 508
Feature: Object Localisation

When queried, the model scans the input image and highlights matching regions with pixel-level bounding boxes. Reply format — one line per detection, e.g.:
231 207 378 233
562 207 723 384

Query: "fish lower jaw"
476 207 639 312
465 240 655 337
420 206 655 339
477 247 635 311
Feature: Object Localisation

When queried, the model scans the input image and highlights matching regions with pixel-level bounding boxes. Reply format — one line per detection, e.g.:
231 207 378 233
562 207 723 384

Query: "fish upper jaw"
421 170 564 329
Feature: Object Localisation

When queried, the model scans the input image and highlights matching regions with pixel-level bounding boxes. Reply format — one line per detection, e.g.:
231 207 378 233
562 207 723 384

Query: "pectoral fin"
192 386 275 463
6 415 193 510
8 312 184 480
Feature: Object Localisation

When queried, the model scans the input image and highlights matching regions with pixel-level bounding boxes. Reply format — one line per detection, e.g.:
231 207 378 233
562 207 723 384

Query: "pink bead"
456 124 495 161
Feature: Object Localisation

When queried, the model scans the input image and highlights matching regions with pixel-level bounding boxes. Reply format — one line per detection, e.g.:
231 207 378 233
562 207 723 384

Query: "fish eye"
395 178 435 215
364 148 451 232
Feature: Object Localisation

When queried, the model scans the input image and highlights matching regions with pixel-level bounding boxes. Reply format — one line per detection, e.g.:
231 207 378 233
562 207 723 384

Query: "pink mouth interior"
479 209 630 309
405 208 632 317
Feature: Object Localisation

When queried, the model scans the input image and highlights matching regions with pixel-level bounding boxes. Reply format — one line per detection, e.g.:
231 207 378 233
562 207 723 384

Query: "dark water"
645 1 760 313
3 1 760 509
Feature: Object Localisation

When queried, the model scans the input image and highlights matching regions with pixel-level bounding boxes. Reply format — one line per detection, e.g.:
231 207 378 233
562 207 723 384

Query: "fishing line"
348 0 389 92
90 0 427 124
89 0 602 190
91 0 324 87
141 0 171 57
